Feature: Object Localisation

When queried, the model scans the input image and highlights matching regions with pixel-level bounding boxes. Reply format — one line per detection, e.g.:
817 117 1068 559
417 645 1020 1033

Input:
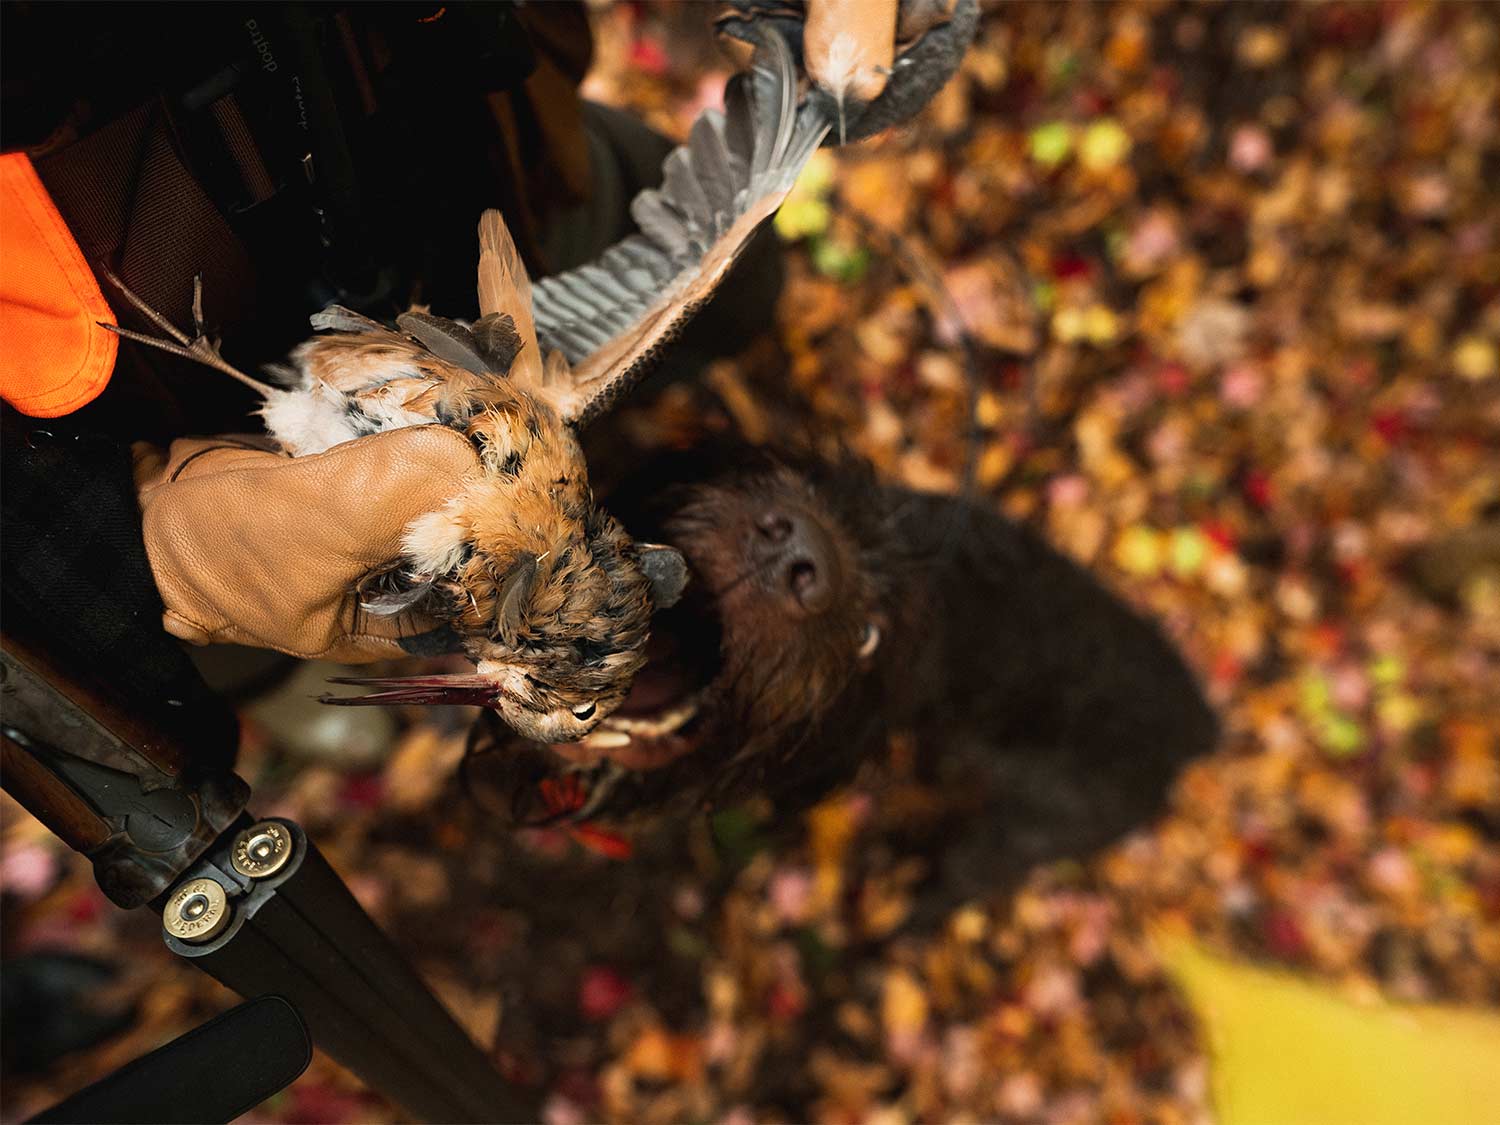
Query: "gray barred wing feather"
530 31 829 426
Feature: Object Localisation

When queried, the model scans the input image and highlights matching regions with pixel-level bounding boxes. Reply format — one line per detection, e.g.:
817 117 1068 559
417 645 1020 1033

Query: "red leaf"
540 774 587 816
1156 363 1191 397
1262 910 1308 959
579 965 635 1021
339 773 384 810
567 824 634 860
629 36 669 76
1242 468 1273 509
1202 519 1237 552
1371 410 1407 444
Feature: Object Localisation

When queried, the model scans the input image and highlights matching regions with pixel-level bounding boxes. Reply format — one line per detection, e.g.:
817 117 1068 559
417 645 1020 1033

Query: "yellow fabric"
1155 931 1500 1125
0 152 117 417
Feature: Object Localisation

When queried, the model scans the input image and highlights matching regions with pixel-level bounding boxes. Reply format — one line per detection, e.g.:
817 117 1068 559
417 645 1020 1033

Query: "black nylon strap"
29 997 311 1125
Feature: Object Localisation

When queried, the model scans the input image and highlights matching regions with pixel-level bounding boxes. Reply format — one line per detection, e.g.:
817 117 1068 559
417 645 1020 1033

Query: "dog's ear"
495 555 540 643
638 544 689 608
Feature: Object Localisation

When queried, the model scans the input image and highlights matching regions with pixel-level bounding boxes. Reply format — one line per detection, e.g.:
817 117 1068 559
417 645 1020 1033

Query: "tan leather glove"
804 0 898 104
716 0 978 143
134 426 481 662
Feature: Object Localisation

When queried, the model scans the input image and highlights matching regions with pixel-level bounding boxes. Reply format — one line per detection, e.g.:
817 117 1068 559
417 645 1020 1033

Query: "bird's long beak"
320 673 501 708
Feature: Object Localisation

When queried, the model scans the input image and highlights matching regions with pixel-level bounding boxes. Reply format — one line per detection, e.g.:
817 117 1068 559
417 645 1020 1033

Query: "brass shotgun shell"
163 877 230 942
232 821 293 879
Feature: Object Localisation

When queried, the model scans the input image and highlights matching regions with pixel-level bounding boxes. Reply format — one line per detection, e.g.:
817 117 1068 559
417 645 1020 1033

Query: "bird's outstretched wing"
526 30 829 426
106 31 826 440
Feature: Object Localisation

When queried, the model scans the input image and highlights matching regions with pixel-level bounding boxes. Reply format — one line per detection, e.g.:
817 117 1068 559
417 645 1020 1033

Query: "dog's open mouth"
550 593 722 773
465 584 726 826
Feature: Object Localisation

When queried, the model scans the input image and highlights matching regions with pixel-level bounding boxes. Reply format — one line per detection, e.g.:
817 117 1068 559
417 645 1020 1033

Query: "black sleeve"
1 407 238 775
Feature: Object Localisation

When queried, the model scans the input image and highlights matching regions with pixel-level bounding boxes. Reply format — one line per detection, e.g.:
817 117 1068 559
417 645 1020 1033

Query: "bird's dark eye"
572 703 597 721
858 620 881 659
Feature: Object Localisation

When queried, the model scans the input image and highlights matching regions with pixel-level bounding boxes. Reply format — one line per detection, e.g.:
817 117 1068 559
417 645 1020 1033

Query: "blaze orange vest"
0 152 118 417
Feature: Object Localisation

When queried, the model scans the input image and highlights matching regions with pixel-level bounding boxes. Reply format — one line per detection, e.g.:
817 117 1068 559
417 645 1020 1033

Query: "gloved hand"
716 0 979 143
133 426 480 662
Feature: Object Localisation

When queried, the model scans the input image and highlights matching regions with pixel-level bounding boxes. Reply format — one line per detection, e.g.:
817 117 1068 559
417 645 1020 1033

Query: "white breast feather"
259 386 365 457
261 349 446 456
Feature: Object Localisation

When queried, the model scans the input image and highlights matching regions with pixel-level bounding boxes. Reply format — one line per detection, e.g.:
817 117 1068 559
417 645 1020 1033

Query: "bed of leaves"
4 3 1497 1123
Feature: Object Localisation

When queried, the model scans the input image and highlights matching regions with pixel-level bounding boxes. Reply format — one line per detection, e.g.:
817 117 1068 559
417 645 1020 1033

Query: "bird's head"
455 501 689 743
324 420 687 742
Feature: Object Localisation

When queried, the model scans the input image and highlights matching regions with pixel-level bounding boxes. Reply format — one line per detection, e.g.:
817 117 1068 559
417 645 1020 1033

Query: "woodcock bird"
103 31 831 745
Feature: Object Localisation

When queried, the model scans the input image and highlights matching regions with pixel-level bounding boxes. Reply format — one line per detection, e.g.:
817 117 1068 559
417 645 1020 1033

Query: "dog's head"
465 448 914 824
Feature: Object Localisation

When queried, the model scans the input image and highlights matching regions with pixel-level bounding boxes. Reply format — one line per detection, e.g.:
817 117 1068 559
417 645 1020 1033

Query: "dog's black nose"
757 509 839 614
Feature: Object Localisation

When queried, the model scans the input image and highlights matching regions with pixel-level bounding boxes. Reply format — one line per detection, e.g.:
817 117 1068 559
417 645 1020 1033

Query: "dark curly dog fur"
466 445 1219 891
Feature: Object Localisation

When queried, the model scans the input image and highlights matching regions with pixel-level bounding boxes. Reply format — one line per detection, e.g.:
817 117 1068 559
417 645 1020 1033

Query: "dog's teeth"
607 697 701 737
582 728 633 749
658 697 700 733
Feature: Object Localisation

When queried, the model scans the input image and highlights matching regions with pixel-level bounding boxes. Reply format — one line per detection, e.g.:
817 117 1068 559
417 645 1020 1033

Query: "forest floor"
3 3 1498 1123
